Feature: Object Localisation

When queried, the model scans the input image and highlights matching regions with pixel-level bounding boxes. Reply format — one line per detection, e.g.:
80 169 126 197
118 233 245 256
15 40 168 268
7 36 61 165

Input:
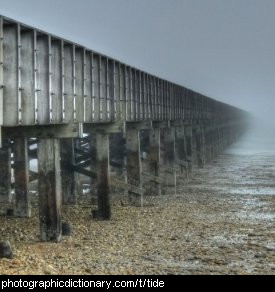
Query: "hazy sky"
0 0 274 121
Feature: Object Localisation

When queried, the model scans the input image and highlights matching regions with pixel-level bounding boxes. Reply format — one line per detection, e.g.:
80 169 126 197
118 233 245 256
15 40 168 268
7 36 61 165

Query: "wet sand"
0 124 274 275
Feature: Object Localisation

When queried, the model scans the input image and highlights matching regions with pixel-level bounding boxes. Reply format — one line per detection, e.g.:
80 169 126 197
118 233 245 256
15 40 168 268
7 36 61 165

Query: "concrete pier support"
60 139 78 205
162 127 176 195
126 127 143 206
0 140 11 203
148 128 161 196
13 138 31 218
95 132 111 220
38 139 62 242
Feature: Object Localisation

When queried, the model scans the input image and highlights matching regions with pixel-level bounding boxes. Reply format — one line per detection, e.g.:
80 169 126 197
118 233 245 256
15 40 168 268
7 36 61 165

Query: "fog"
226 119 275 156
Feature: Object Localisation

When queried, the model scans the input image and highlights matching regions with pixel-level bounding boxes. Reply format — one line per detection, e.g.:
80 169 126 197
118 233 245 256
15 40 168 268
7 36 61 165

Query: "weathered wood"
21 29 35 125
185 125 193 173
175 127 188 178
126 127 143 206
3 123 83 139
95 133 111 220
13 138 31 218
38 138 62 242
60 139 78 205
148 128 161 195
3 23 18 126
51 39 62 124
110 177 145 196
0 140 11 203
195 125 206 168
162 127 176 195
142 172 162 184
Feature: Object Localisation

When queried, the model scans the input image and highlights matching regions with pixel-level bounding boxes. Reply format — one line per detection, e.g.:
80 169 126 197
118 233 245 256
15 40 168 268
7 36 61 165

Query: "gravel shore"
0 141 275 275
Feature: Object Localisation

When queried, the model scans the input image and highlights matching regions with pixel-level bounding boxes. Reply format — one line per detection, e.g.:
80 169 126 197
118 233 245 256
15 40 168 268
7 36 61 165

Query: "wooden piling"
13 138 31 218
185 125 193 174
60 138 78 205
0 140 11 203
38 138 62 242
175 127 189 178
162 127 176 195
95 132 111 220
126 127 143 206
148 128 161 195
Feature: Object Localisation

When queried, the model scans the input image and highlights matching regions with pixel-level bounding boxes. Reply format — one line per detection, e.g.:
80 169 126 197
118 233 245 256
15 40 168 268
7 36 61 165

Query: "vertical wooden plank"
51 39 62 123
120 64 126 121
63 44 74 123
61 40 65 122
140 71 145 121
84 50 93 122
34 30 38 124
95 133 111 220
3 23 18 126
93 53 100 122
36 34 50 124
0 140 11 203
126 66 131 121
100 57 107 121
75 47 84 122
160 80 163 121
114 62 120 120
153 77 157 120
21 29 35 125
131 68 136 121
13 138 31 218
108 59 115 121
138 71 142 120
38 138 62 242
17 24 22 125
143 73 148 120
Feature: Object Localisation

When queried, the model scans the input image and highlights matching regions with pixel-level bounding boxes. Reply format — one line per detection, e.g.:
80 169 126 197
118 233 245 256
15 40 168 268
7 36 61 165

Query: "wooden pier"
0 15 249 242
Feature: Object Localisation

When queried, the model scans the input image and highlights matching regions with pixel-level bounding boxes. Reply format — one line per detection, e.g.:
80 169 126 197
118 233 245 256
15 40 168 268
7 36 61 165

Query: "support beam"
95 132 111 220
0 140 11 203
148 128 161 196
195 125 206 168
185 125 193 174
38 139 62 242
162 127 176 195
175 127 188 179
60 139 78 205
126 127 143 206
13 138 31 218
